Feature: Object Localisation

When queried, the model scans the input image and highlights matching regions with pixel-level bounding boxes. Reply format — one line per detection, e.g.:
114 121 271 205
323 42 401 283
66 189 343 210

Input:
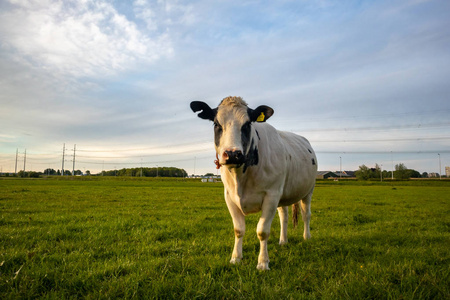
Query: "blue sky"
0 0 449 175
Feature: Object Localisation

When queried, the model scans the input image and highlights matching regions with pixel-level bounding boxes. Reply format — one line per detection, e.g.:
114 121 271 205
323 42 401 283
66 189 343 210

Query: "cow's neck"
222 165 248 198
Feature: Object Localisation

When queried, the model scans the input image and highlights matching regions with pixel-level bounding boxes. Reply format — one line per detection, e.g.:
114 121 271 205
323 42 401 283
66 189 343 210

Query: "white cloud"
132 0 196 37
0 0 173 79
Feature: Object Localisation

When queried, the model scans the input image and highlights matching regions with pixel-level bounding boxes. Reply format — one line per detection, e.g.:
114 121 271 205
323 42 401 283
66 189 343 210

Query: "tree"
409 169 421 178
44 168 57 175
96 167 187 178
28 171 40 178
356 165 372 180
374 164 382 179
394 163 410 180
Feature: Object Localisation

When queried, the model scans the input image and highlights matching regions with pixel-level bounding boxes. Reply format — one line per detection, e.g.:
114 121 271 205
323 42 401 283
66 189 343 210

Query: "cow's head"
191 96 274 169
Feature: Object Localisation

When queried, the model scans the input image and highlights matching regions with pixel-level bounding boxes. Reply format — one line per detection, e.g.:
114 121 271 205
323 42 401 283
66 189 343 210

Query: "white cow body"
191 97 317 270
221 123 316 214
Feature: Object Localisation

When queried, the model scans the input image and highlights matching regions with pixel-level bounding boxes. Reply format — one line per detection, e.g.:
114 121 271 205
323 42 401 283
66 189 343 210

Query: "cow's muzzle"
223 150 245 166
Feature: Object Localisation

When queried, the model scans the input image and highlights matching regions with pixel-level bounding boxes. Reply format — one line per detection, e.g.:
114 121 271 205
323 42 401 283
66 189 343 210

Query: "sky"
1 0 449 176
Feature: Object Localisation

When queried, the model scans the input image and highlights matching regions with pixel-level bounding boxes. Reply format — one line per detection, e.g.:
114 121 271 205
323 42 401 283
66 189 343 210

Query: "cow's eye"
214 122 222 130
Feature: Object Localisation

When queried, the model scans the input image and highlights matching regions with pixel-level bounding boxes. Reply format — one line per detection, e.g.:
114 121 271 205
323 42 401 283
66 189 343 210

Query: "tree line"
355 163 426 180
3 167 187 178
100 167 187 178
10 169 81 178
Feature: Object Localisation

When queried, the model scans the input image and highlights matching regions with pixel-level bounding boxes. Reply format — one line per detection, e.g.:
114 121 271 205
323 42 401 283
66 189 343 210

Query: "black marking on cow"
241 121 252 152
308 149 312 153
312 158 316 165
255 129 260 140
243 139 259 173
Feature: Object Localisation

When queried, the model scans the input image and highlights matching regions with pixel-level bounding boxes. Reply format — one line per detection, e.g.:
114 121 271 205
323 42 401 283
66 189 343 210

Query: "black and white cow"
190 96 317 270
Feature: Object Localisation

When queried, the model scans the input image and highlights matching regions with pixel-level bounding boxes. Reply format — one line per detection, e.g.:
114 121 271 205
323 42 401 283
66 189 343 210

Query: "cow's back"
277 130 317 206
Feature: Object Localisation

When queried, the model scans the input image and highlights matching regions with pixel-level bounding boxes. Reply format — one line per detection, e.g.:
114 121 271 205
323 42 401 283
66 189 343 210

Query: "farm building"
336 171 355 177
201 176 221 183
317 171 355 179
316 171 338 179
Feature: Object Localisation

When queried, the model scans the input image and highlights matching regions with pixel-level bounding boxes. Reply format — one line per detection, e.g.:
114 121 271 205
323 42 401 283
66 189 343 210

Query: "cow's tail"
292 202 300 228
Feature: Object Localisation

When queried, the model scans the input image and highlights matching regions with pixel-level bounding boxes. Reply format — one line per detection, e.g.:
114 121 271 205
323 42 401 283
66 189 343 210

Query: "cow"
190 96 317 270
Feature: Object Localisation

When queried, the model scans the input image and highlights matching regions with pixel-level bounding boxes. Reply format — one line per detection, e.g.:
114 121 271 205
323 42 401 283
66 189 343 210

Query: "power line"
76 140 211 153
316 150 450 154
296 122 450 133
76 156 212 165
72 144 76 176
277 109 450 123
310 137 450 143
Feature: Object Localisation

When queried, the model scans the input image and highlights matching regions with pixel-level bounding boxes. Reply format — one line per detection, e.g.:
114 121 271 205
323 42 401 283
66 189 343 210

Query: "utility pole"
23 149 26 173
339 156 342 179
72 144 76 176
15 148 18 175
391 151 394 180
380 164 383 182
62 143 65 176
438 153 441 180
194 156 196 176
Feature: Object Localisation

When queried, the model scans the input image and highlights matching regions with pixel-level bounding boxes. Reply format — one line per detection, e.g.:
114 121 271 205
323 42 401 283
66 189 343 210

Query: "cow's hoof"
279 239 288 245
230 257 241 264
257 262 270 271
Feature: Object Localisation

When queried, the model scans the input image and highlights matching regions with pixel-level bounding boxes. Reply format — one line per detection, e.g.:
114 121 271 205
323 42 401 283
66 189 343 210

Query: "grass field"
0 177 449 299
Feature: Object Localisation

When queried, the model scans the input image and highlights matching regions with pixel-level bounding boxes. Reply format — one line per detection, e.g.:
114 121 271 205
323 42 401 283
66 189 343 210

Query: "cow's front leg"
277 206 289 245
256 199 278 270
225 191 245 264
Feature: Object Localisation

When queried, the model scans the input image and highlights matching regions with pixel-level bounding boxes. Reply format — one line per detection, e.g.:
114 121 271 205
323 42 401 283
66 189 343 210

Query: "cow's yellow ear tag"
256 112 265 122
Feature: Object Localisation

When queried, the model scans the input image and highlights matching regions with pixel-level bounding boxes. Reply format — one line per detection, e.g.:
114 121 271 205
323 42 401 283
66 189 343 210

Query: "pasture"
0 177 448 299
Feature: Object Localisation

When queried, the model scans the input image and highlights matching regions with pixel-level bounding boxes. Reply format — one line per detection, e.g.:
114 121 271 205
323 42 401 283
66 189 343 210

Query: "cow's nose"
223 150 244 164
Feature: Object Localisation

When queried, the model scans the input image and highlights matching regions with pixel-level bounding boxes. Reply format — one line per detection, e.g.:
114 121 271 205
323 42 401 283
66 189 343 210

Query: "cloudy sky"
1 0 449 175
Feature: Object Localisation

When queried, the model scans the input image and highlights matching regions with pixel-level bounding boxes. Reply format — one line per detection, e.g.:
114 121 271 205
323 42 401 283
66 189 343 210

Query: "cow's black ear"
190 101 217 121
249 105 274 122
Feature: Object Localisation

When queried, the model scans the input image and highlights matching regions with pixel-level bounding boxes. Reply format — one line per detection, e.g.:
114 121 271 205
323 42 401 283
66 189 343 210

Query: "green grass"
0 177 449 299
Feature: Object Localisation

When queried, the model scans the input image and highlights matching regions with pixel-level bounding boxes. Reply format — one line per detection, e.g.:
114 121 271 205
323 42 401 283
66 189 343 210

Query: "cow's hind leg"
301 191 313 240
277 206 289 245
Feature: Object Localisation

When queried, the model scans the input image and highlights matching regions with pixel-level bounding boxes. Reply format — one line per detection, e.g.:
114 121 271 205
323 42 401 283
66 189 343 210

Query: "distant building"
446 166 450 177
428 172 439 178
316 171 338 179
338 171 356 177
201 175 221 183
317 171 356 179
